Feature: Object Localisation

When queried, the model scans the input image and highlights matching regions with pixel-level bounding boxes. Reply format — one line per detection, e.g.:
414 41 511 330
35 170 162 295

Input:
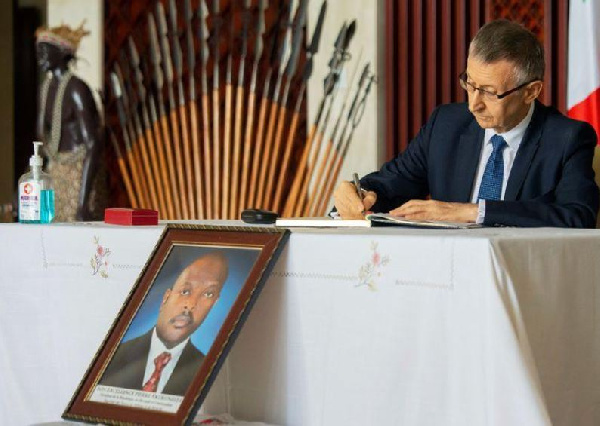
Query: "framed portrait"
63 224 289 425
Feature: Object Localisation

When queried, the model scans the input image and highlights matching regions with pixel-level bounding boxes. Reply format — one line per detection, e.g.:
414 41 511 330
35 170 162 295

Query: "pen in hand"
352 172 364 200
352 172 366 215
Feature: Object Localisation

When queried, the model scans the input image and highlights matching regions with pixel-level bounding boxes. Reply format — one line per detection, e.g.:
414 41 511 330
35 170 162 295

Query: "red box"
104 208 159 226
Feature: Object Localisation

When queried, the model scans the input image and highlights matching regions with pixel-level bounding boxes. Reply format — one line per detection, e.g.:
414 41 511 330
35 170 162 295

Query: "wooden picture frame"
63 224 289 425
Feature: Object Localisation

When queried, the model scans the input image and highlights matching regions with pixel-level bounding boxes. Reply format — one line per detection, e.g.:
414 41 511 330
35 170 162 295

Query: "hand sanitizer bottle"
18 141 55 223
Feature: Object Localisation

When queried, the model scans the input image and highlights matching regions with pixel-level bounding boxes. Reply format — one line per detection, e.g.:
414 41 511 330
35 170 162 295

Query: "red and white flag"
568 0 600 142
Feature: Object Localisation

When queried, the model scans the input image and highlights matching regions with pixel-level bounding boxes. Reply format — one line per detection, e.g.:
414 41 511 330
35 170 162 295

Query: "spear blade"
301 0 327 81
197 0 210 68
128 37 146 102
285 0 308 80
169 0 183 83
157 2 174 86
310 1 327 55
148 14 164 91
254 0 268 62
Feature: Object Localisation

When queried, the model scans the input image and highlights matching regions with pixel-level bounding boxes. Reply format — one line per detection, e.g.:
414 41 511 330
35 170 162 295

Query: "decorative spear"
229 0 252 219
169 0 195 219
157 1 189 219
239 0 267 213
112 65 148 206
308 60 367 216
264 0 308 211
128 36 174 219
222 8 235 219
148 12 182 218
108 129 138 208
272 0 327 214
255 0 293 209
210 0 223 217
318 67 376 216
247 0 289 208
296 20 356 217
184 0 205 219
284 21 355 217
109 71 147 207
197 0 213 218
115 57 161 213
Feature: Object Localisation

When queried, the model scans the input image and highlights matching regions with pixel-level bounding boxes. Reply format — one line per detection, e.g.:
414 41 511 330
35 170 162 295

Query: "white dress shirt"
471 102 535 223
143 327 189 393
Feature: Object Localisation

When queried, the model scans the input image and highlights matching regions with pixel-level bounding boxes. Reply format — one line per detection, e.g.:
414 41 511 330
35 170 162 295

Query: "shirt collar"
484 102 535 150
149 327 189 361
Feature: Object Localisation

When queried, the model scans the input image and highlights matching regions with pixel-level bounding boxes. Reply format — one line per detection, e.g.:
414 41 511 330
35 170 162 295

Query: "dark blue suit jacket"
362 101 599 228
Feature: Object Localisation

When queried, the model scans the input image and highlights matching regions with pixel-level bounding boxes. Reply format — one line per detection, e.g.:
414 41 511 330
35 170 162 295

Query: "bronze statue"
35 23 107 221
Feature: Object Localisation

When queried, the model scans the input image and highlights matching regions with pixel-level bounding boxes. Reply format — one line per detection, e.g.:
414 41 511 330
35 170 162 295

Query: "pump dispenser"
18 141 55 223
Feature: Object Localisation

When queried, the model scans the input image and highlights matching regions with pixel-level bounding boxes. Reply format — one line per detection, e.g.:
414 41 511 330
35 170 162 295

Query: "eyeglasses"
459 72 536 101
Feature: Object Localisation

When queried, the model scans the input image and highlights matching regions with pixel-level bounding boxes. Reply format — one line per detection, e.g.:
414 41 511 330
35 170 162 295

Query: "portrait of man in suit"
99 251 229 396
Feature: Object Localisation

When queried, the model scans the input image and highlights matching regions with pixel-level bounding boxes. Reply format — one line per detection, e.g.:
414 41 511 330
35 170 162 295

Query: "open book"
275 214 481 229
366 213 482 229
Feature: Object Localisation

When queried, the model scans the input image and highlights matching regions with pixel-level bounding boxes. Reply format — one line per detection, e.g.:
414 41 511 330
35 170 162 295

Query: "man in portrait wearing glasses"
98 252 229 397
334 19 599 228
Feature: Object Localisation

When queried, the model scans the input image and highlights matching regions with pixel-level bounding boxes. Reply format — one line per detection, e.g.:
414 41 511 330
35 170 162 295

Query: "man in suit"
99 252 229 396
334 20 599 228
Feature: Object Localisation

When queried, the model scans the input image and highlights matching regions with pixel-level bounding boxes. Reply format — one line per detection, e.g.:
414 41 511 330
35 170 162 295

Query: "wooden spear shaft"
256 96 279 209
168 107 189 219
247 68 273 208
133 129 159 211
149 119 174 218
141 124 166 217
158 111 182 218
239 89 256 213
230 84 244 219
109 131 138 208
189 100 205 219
265 103 289 211
222 79 233 219
178 101 196 219
306 134 335 216
282 123 318 217
128 124 152 208
212 87 221 218
271 83 305 213
124 132 148 208
295 129 325 217
201 92 213 218
147 97 175 219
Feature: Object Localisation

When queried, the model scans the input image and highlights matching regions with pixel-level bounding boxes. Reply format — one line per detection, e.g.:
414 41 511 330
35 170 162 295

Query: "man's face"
465 57 540 133
156 254 228 349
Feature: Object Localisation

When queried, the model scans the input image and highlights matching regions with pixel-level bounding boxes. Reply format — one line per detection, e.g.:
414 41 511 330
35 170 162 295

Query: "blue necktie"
477 134 507 201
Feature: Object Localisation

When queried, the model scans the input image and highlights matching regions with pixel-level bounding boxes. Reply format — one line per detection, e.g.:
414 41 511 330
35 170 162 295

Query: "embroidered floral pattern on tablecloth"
357 241 390 291
91 236 111 278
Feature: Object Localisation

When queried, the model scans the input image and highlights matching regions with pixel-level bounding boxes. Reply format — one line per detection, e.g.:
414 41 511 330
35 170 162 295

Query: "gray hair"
469 20 545 84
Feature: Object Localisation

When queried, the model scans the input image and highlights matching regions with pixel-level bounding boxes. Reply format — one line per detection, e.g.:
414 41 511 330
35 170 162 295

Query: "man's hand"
333 181 377 219
389 200 478 223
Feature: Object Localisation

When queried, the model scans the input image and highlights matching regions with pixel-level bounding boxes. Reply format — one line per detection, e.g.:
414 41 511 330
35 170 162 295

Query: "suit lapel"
504 102 545 201
163 341 204 396
454 120 484 202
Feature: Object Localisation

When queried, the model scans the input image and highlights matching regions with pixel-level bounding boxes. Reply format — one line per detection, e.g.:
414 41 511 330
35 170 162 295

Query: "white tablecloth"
1 222 599 425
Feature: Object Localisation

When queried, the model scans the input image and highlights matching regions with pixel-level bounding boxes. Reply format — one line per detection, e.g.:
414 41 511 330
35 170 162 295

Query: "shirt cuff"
476 200 486 224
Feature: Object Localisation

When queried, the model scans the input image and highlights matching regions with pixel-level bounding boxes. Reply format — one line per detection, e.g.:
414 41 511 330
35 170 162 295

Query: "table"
1 222 599 425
